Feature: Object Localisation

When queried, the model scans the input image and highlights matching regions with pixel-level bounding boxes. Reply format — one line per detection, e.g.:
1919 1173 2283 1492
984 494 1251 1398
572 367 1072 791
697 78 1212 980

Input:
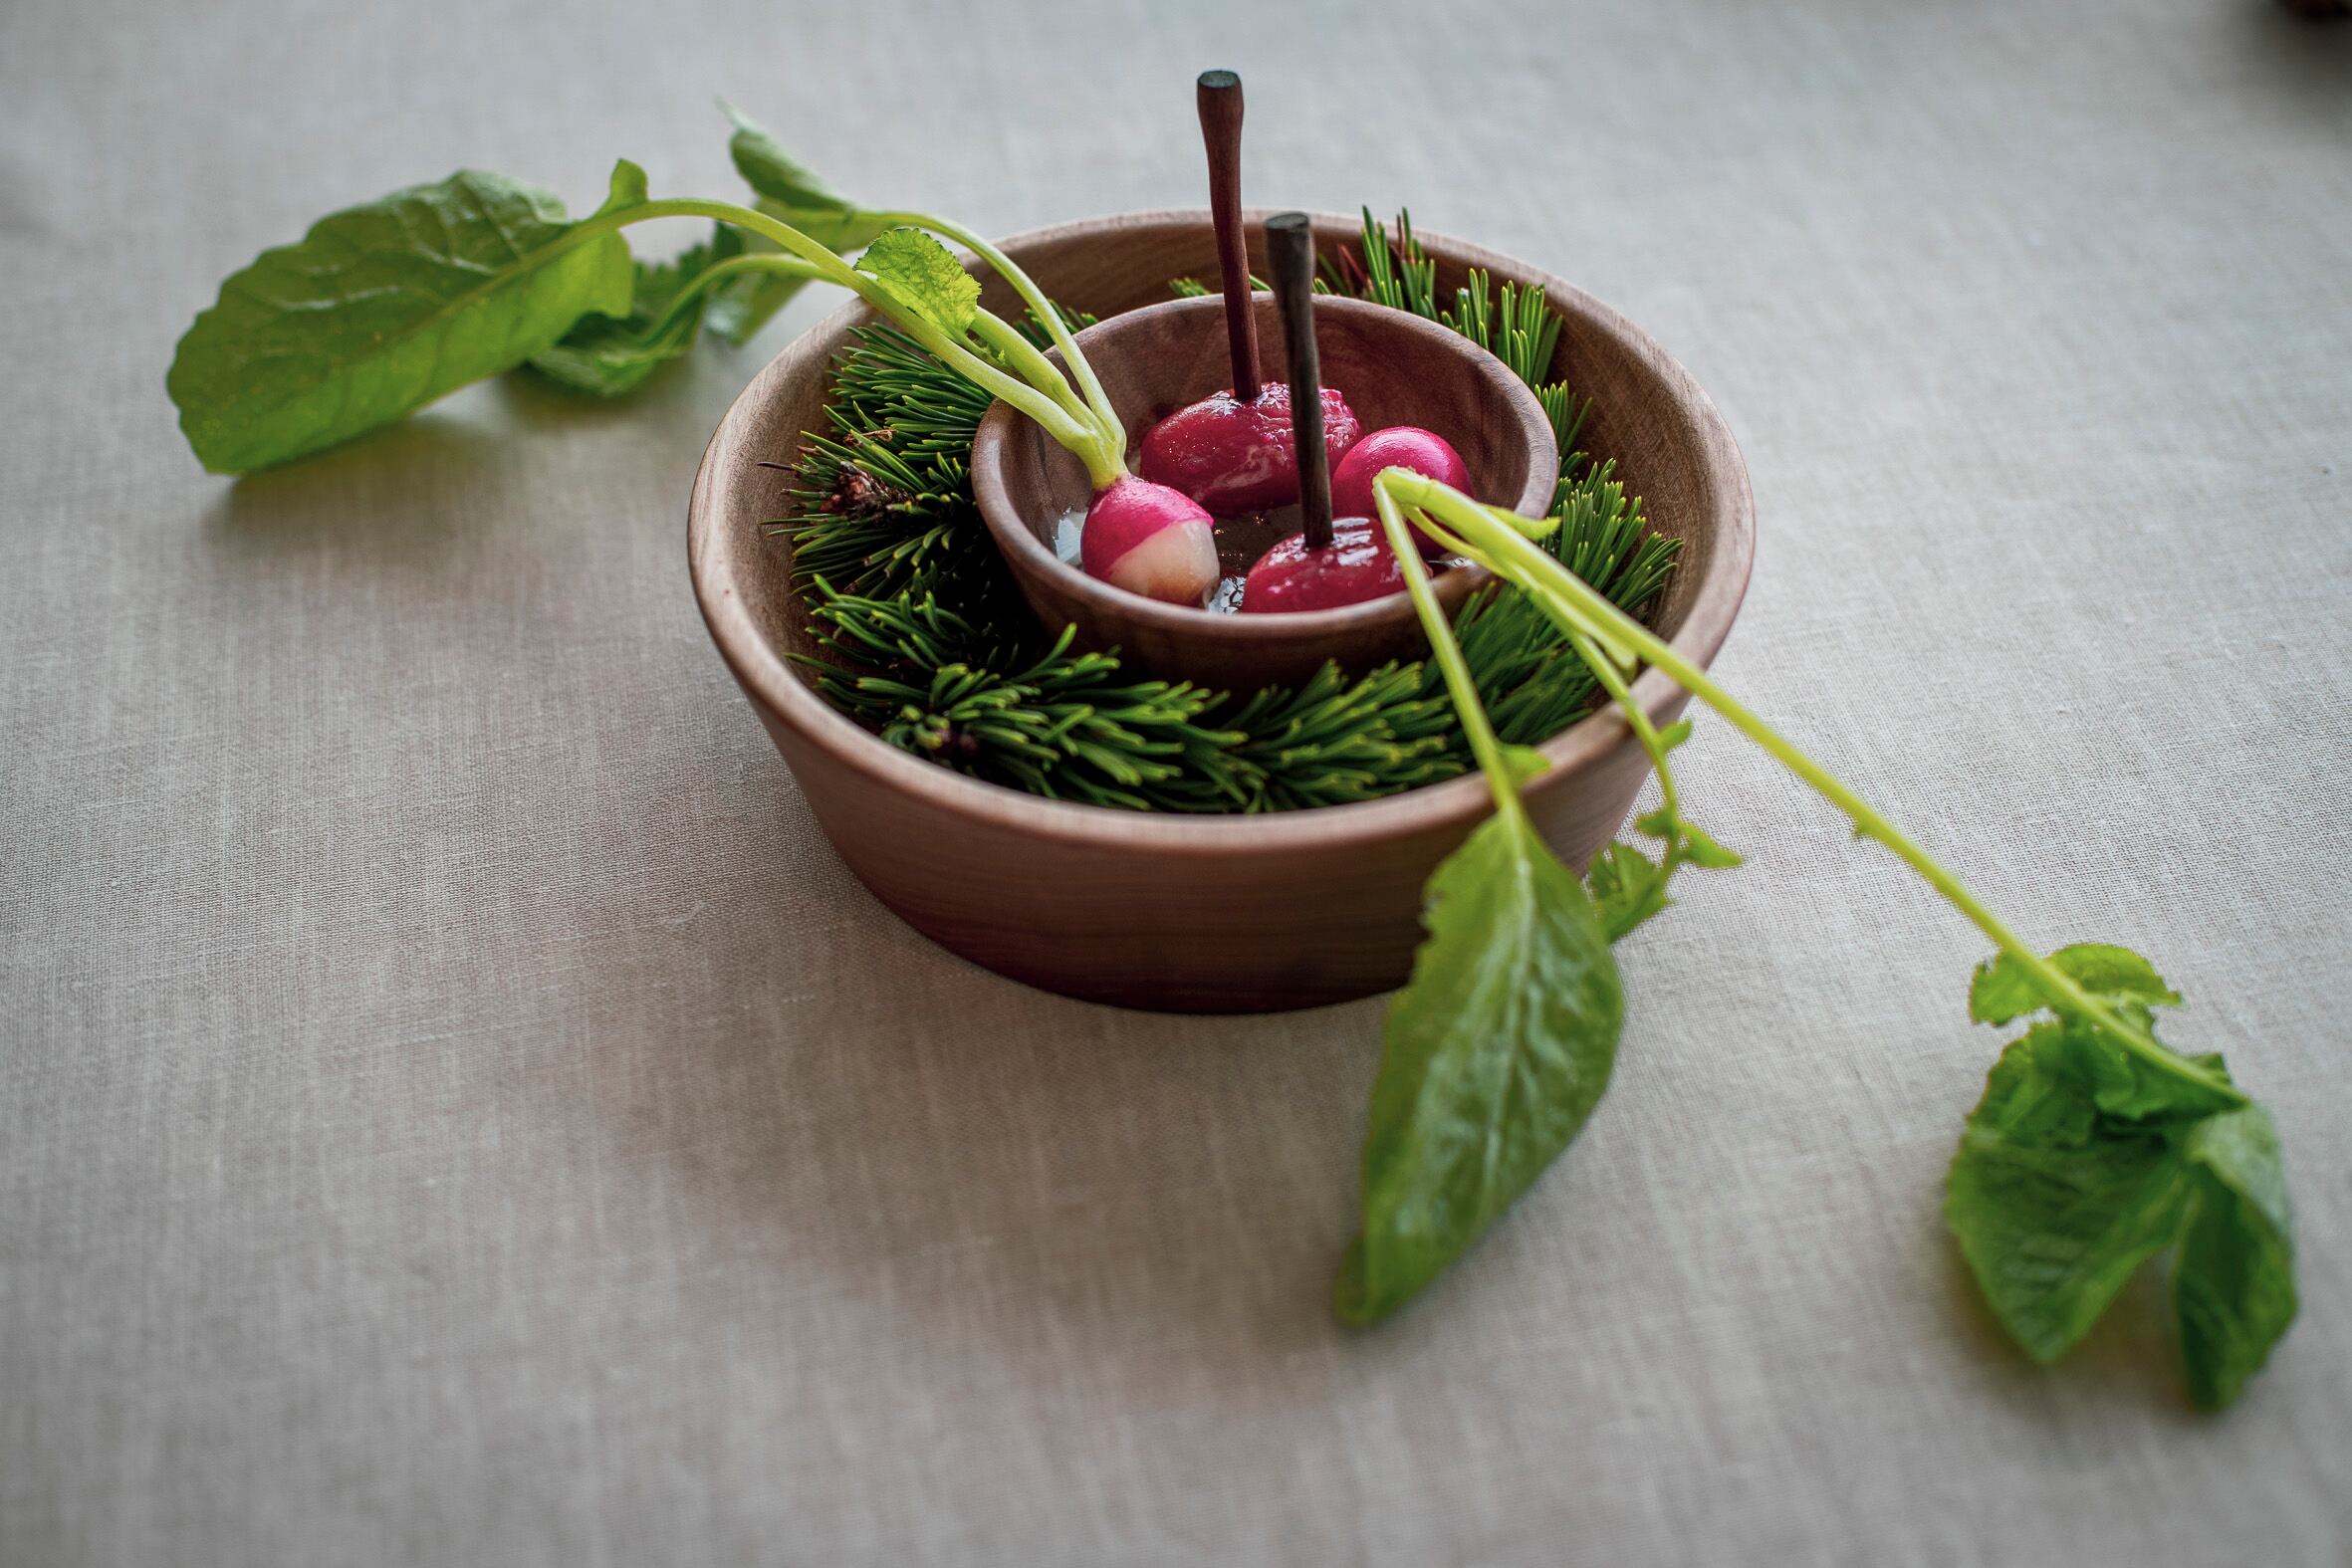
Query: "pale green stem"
633 252 822 339
889 211 1126 458
1373 487 1523 825
585 198 1115 475
1381 472 2245 1109
1570 626 1679 825
967 312 1094 426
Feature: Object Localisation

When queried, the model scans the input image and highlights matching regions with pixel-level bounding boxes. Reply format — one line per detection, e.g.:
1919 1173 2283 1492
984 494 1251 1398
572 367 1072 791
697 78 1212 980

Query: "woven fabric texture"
5 1 2349 1563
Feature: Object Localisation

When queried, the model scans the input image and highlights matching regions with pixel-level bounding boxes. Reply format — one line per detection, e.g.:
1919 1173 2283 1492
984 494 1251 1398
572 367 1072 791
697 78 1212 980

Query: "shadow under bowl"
970 293 1557 692
687 209 1754 1012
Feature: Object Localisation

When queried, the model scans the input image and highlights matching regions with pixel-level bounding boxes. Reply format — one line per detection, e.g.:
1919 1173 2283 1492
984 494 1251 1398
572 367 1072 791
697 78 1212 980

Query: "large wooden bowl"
688 211 1754 1012
970 293 1557 692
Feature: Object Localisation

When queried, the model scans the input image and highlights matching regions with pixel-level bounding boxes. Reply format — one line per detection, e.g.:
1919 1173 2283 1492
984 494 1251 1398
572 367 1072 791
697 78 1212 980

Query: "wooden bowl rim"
688 207 1756 854
968 292 1558 645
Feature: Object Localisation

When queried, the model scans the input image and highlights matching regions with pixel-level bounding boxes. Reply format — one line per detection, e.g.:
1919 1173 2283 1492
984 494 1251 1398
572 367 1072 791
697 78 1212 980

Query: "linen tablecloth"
6 1 2349 1562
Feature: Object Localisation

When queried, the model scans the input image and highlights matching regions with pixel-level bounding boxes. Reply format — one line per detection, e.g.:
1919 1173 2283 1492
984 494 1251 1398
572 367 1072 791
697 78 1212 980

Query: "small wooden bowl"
688 211 1754 1012
969 294 1557 691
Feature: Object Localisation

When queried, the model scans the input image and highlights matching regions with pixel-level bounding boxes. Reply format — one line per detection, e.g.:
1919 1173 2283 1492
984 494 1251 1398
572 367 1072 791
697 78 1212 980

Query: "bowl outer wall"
687 210 1755 1013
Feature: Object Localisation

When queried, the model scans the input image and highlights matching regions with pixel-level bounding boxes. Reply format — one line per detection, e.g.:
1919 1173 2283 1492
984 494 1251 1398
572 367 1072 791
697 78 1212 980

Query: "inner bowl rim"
969 292 1557 640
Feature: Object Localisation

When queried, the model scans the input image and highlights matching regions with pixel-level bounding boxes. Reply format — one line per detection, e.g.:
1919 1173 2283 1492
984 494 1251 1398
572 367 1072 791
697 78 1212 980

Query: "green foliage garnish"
1336 798 1624 1322
169 164 643 471
856 229 984 338
528 225 748 396
1352 469 2296 1402
798 588 1249 810
773 298 1681 813
167 112 1119 480
1969 942 2182 1027
711 104 894 344
1946 948 2293 1406
169 120 2297 1408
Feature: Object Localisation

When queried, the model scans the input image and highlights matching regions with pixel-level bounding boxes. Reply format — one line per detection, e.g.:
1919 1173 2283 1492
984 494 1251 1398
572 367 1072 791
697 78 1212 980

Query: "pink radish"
1079 477 1219 606
1239 517 1401 613
1329 427 1471 555
1138 384 1363 514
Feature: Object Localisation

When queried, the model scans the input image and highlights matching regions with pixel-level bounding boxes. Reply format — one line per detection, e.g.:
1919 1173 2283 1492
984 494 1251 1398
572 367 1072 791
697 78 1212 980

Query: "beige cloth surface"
6 1 2350 1563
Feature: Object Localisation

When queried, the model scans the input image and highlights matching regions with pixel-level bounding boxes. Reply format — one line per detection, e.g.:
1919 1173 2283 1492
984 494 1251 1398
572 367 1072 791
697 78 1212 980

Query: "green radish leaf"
715 104 892 345
1946 1005 2296 1404
1587 841 1670 942
1945 1021 2196 1361
597 157 650 214
527 226 743 396
2175 1105 2297 1408
856 228 982 340
1634 807 1743 870
724 102 873 243
1336 807 1624 1324
168 165 637 472
704 254 812 347
1672 819 1743 868
1970 943 2183 1027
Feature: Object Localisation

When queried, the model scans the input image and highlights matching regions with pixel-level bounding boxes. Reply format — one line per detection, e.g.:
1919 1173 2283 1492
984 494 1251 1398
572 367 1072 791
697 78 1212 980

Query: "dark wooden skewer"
1196 70 1261 403
1264 212 1331 552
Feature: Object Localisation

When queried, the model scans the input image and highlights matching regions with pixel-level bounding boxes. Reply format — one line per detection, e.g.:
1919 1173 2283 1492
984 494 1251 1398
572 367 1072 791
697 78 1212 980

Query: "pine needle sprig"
1214 661 1466 810
1539 384 1593 473
773 244 1683 811
797 584 1252 810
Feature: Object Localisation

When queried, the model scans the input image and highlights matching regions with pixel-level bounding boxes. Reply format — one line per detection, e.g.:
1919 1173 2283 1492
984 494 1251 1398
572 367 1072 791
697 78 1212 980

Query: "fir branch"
773 249 1683 812
796 585 1250 810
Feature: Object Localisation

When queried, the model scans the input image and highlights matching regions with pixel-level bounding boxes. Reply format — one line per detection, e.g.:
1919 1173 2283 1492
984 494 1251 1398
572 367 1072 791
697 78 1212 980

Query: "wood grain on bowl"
972 294 1554 691
688 211 1754 1012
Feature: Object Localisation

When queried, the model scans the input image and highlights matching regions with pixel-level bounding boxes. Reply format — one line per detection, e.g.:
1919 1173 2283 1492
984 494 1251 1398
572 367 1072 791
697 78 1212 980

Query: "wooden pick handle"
1196 70 1262 402
1265 212 1331 552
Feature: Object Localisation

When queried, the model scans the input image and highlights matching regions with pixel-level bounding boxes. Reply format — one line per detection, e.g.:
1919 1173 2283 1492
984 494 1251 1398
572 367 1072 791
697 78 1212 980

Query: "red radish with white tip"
1239 213 1412 615
1080 477 1219 605
1135 71 1364 514
1330 426 1470 554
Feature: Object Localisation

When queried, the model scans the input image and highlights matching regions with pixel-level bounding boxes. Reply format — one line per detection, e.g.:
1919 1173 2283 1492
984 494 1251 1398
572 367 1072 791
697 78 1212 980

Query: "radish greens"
1353 470 2296 1405
165 120 2298 1409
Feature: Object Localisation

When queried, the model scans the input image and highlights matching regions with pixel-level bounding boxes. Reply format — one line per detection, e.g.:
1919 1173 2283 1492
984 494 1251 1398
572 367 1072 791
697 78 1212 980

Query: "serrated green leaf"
2175 1106 2296 1408
1336 808 1624 1324
1632 806 1743 869
527 226 743 396
1671 818 1743 869
168 168 635 471
1947 1012 2295 1405
856 228 981 340
1946 1022 2195 1361
2055 1034 2240 1124
1969 943 2183 1027
1587 840 1670 942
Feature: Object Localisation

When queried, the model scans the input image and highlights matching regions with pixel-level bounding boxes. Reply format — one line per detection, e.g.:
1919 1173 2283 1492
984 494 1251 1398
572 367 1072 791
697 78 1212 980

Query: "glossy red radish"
1239 516 1401 612
1079 477 1219 606
1330 426 1470 553
1139 384 1362 513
